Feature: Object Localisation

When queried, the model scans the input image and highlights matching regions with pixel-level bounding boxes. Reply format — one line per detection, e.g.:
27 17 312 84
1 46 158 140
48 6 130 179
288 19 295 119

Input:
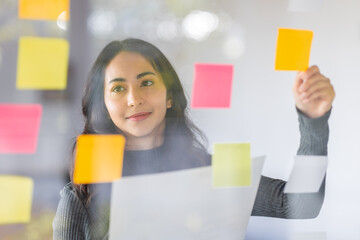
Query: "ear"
166 97 172 109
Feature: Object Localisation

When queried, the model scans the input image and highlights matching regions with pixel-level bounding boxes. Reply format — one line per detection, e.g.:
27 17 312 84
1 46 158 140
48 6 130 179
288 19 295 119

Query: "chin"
126 128 157 138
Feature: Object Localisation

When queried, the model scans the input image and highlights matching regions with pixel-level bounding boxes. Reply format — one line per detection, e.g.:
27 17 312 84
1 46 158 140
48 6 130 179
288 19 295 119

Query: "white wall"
177 0 360 239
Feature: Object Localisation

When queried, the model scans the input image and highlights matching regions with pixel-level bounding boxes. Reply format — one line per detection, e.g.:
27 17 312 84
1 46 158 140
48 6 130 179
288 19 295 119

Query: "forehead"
105 51 156 78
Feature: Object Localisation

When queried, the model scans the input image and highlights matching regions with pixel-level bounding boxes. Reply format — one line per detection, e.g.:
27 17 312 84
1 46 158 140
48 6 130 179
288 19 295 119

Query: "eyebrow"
108 72 156 84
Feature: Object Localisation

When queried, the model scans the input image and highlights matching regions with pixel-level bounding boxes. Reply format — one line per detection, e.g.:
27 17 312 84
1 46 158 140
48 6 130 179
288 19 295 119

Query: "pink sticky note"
191 63 233 108
0 104 42 154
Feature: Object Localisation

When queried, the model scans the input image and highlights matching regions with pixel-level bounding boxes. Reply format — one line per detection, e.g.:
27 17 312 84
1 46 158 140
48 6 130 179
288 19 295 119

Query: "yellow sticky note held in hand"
212 143 251 187
16 37 69 90
18 0 70 20
0 176 34 224
275 28 313 71
73 135 125 184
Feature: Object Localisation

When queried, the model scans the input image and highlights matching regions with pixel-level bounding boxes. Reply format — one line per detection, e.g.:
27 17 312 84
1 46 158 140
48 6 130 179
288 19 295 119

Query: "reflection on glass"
182 10 219 41
223 33 246 60
87 10 117 37
157 20 178 41
57 11 68 30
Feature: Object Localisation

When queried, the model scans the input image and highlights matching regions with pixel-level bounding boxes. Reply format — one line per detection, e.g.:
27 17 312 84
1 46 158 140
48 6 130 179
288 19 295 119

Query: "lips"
126 112 151 121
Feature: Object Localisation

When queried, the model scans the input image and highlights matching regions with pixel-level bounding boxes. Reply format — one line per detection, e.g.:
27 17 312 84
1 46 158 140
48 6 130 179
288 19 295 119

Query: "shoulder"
53 183 90 239
57 182 87 215
60 182 76 196
58 182 84 206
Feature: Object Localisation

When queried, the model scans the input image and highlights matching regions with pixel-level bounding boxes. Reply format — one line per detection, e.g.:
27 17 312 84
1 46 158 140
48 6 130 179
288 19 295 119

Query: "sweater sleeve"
53 183 90 240
251 108 331 219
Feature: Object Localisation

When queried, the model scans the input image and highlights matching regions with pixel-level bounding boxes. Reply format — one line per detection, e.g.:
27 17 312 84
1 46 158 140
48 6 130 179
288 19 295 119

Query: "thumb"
292 71 303 94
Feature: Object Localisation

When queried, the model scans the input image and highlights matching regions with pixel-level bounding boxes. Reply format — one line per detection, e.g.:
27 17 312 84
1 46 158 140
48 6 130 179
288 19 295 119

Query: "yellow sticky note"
275 28 313 71
18 0 70 21
0 176 33 224
16 37 69 90
73 135 125 184
212 143 251 187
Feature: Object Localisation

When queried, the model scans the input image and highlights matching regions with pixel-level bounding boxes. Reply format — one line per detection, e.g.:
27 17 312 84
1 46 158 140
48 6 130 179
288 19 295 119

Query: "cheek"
152 86 169 107
104 98 121 118
151 93 169 112
104 97 111 114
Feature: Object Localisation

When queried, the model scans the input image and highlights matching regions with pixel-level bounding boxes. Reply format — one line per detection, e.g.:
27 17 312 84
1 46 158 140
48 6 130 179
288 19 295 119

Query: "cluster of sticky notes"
16 37 69 90
191 64 233 108
284 156 328 193
212 143 251 187
0 175 34 224
275 28 313 71
18 0 70 21
190 28 313 108
0 104 42 154
0 0 71 226
73 135 126 184
16 0 70 90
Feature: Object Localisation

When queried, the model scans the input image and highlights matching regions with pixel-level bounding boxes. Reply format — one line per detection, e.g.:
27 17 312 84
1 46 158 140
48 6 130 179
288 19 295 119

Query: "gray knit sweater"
53 109 330 239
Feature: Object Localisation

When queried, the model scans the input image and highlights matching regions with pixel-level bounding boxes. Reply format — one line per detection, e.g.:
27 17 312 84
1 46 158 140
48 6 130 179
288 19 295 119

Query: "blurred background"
0 0 359 239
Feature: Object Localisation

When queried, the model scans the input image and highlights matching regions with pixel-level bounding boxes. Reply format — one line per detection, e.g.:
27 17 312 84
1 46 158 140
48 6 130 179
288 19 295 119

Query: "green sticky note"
212 143 251 187
275 28 313 71
16 36 69 90
0 175 34 224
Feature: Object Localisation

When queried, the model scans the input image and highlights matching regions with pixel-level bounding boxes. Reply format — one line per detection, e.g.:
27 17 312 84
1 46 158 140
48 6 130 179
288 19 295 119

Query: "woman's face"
104 51 172 143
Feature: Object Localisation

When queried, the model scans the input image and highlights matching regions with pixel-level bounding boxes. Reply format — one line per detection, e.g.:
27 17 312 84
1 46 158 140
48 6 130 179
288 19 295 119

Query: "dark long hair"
71 38 208 204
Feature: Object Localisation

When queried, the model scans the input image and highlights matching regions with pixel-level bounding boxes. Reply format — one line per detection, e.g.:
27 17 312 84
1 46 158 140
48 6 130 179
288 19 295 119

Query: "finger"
300 83 328 101
301 86 334 103
293 72 304 94
298 65 320 82
299 73 329 92
300 78 330 97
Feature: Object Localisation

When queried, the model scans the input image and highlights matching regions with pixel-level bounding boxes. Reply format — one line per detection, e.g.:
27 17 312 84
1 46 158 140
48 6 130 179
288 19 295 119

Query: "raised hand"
293 65 335 118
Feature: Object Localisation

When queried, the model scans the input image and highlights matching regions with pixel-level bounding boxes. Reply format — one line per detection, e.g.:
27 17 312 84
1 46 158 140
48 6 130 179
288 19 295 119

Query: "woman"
53 38 335 239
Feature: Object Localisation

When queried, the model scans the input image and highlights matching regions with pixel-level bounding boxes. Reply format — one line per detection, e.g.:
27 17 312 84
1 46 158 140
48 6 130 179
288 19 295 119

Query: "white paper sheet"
284 155 328 193
109 156 265 240
291 232 326 240
288 0 324 12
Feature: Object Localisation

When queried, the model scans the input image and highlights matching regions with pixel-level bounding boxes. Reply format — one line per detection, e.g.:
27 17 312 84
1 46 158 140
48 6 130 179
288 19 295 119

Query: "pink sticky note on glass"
0 104 42 154
191 63 233 108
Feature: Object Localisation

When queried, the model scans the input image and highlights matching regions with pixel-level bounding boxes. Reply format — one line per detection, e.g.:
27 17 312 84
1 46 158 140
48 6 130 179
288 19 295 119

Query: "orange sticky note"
0 175 34 224
16 37 69 90
73 135 125 184
18 0 70 21
275 28 313 71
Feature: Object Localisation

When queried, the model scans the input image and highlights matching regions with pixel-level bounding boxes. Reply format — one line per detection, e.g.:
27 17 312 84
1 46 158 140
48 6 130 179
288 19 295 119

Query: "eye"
112 85 125 93
142 80 153 87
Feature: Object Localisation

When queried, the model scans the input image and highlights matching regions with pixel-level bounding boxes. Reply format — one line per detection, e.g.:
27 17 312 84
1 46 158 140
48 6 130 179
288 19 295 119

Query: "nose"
127 87 144 108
